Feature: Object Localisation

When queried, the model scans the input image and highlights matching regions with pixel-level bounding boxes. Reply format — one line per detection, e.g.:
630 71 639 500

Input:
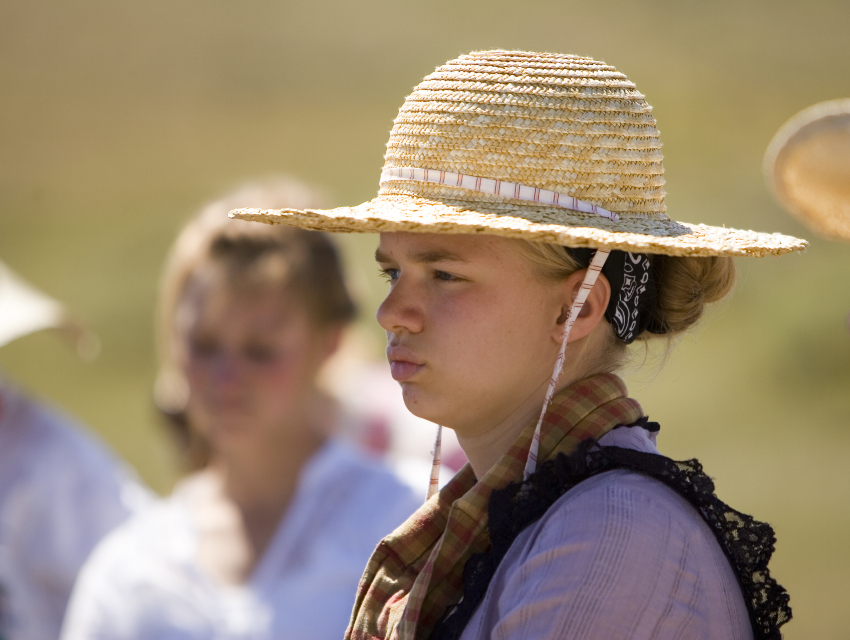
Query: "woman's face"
178 279 334 450
376 232 565 438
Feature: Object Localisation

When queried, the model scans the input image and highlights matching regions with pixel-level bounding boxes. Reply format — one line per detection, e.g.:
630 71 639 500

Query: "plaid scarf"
345 373 644 640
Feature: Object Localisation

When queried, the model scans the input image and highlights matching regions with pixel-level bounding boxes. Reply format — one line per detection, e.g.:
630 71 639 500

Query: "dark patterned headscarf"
568 249 664 344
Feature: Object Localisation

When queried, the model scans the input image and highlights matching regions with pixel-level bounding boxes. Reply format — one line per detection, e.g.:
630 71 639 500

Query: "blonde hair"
510 239 737 372
154 177 355 468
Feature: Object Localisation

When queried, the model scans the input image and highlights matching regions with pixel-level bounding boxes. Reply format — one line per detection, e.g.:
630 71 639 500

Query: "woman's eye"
434 270 460 282
378 267 400 282
189 338 218 358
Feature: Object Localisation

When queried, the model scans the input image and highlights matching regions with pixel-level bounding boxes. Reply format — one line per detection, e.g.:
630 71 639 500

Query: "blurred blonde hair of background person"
153 176 335 467
153 176 342 469
0 260 150 640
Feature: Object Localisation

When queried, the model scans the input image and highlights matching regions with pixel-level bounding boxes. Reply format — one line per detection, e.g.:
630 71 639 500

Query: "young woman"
233 53 806 640
62 179 421 639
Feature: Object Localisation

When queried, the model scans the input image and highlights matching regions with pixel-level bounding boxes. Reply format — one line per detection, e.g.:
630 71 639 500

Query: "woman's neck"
214 429 323 519
455 367 592 479
454 388 542 479
194 393 332 584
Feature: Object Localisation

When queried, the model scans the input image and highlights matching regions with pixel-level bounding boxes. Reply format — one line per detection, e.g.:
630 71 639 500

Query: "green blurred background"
1 0 848 636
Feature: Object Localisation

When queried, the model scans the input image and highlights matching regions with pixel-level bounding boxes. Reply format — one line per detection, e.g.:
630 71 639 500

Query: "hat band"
380 167 620 222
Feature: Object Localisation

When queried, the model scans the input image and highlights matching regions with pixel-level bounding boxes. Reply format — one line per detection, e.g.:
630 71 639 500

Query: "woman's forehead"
376 232 518 264
180 278 302 328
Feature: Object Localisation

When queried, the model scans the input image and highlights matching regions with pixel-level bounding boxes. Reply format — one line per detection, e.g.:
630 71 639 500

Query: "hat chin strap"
426 424 443 500
425 249 611 500
524 248 610 479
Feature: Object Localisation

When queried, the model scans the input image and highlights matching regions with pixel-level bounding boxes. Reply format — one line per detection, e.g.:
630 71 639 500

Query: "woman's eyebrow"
374 248 393 263
374 248 468 264
411 249 468 264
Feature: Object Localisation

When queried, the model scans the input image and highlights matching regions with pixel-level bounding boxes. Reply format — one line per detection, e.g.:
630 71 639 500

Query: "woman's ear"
552 269 612 344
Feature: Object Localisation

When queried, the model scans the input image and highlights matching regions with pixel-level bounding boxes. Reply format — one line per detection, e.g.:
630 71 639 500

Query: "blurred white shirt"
62 438 422 640
0 381 151 640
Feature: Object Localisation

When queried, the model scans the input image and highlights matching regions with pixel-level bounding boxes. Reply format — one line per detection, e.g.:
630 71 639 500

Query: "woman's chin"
205 424 261 450
400 387 451 426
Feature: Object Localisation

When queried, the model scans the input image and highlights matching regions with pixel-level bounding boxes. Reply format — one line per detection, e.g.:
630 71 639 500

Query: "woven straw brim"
233 50 807 257
765 99 850 242
231 194 807 258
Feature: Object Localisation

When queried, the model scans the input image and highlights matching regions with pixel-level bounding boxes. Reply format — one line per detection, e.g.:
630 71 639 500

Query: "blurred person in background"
62 178 421 639
0 260 150 640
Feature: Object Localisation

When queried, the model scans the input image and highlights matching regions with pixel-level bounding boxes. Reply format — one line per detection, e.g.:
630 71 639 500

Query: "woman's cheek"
185 361 211 394
253 358 304 395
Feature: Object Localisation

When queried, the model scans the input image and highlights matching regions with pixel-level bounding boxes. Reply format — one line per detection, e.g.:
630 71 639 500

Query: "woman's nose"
376 277 425 335
210 350 243 388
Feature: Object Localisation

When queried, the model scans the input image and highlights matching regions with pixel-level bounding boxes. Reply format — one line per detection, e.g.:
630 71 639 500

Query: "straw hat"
764 98 850 242
232 50 806 258
0 260 98 358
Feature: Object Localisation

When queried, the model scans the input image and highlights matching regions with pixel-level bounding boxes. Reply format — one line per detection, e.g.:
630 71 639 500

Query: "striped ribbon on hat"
380 167 620 222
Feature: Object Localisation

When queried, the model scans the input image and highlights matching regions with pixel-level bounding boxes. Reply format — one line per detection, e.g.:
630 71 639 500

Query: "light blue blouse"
459 427 753 640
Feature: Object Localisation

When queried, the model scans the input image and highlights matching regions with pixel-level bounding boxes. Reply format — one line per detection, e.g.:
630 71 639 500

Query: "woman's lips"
389 360 424 381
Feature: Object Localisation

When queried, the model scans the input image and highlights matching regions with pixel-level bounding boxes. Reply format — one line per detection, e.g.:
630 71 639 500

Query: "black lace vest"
431 432 792 640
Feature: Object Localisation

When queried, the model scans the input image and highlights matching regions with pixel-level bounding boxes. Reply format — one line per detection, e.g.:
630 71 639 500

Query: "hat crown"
380 50 668 220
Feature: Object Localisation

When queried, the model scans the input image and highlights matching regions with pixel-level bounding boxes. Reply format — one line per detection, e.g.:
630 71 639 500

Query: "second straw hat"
233 50 806 258
765 98 850 242
0 260 98 358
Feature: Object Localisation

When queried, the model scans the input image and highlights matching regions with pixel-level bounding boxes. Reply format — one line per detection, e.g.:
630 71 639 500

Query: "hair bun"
646 255 737 336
